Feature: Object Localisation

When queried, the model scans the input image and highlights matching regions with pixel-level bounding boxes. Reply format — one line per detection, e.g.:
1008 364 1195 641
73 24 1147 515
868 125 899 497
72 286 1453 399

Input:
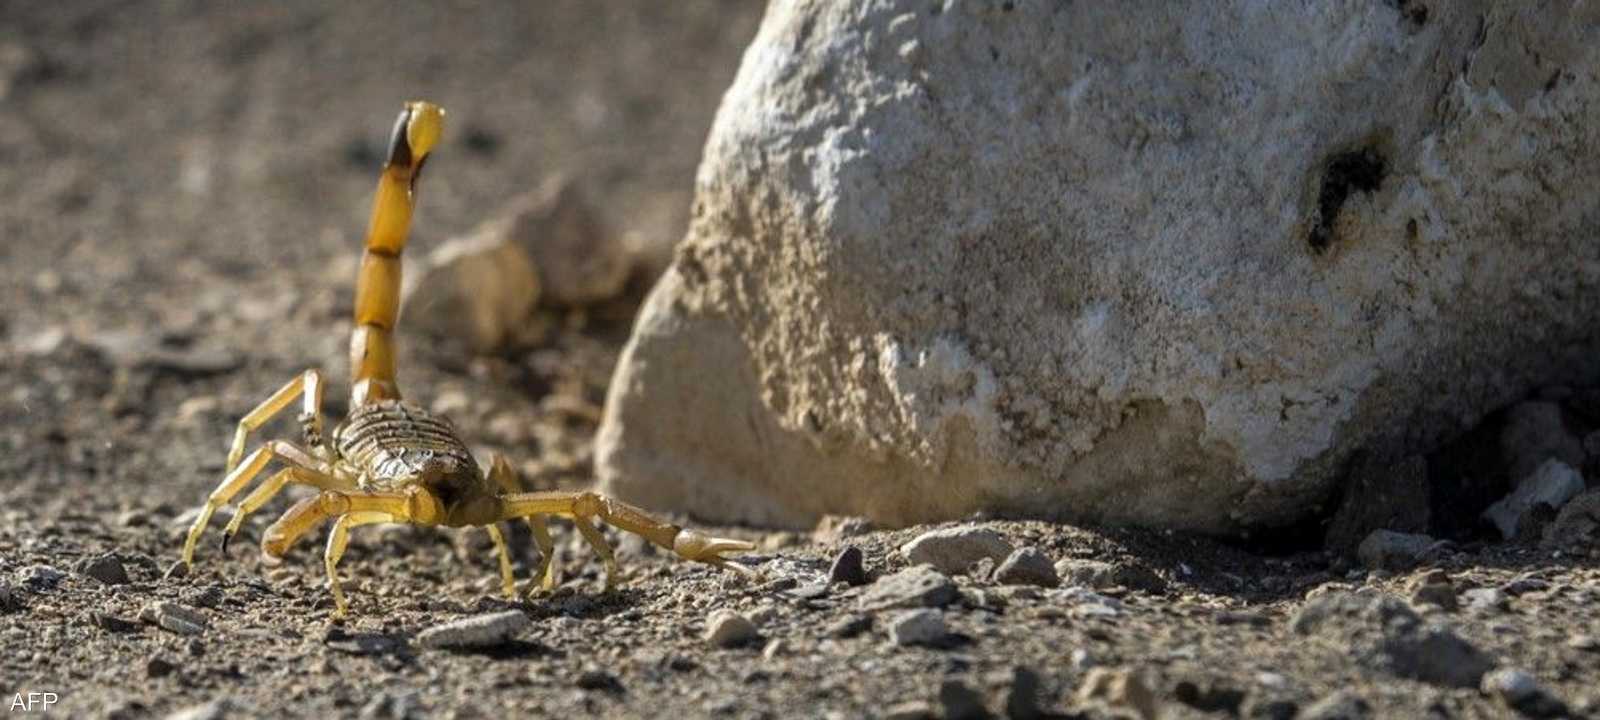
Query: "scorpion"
180 101 753 616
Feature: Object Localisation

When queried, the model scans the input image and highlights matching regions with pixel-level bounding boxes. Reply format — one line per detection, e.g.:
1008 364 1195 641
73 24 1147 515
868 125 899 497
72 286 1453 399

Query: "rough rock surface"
598 0 1600 533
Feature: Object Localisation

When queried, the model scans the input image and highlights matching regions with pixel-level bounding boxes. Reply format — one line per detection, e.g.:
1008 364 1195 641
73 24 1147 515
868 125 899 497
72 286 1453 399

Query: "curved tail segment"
350 101 445 407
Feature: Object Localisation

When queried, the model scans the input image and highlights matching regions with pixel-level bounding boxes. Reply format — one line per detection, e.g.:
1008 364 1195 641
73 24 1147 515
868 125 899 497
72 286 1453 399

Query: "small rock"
415 610 530 650
164 699 232 720
813 514 875 544
900 526 1013 575
857 565 959 612
938 678 988 720
825 615 872 639
576 668 624 694
1482 458 1586 540
1076 668 1158 720
146 656 177 679
1568 634 1599 652
403 230 541 353
1004 666 1045 720
704 609 760 648
888 608 949 647
76 553 130 585
1299 690 1371 720
1482 668 1570 719
92 612 140 633
882 701 938 720
1461 587 1508 613
1543 488 1600 551
140 601 208 636
1053 558 1167 593
1173 679 1246 715
1406 570 1457 610
761 639 786 661
994 548 1059 588
828 546 868 586
18 564 65 590
1356 530 1438 571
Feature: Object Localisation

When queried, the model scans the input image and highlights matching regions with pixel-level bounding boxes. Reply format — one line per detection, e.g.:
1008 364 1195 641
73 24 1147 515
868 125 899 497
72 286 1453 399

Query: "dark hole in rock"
1309 145 1387 254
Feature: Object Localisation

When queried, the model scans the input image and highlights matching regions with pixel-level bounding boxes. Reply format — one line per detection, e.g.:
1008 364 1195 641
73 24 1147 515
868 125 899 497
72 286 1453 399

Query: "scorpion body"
180 101 752 616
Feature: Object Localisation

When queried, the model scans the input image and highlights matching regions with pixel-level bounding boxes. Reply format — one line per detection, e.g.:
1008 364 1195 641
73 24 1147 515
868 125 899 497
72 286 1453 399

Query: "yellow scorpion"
180 101 752 616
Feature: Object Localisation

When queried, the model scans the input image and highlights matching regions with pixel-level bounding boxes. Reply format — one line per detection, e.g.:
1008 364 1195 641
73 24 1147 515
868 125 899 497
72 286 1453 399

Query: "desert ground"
2 3 1597 718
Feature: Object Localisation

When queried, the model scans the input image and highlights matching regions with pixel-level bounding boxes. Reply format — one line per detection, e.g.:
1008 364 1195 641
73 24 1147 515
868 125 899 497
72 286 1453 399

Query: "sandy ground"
2 3 1598 719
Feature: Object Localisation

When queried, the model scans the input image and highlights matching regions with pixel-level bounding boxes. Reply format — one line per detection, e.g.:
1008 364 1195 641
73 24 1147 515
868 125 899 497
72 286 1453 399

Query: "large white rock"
597 0 1600 533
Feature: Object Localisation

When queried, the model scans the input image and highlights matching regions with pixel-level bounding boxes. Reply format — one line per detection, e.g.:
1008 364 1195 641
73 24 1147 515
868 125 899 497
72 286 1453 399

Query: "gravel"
415 610 530 650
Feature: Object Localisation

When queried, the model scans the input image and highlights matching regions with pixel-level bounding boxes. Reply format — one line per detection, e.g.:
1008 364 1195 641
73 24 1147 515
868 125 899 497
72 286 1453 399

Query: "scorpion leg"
498 491 756 581
483 524 517 599
485 453 559 592
221 466 355 553
183 439 333 567
324 511 393 617
223 370 325 474
260 490 413 564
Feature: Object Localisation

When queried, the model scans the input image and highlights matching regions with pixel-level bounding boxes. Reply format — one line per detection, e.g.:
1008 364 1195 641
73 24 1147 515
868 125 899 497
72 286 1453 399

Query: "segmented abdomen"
334 401 476 492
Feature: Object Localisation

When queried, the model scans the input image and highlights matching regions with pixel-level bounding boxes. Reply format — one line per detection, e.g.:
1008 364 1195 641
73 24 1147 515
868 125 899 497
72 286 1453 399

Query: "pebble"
888 609 949 647
164 699 232 720
704 609 760 648
576 668 624 694
1053 559 1167 594
1076 668 1158 720
1482 668 1569 718
18 564 65 590
1299 690 1371 720
1356 530 1438 571
1406 570 1457 610
1461 587 1508 613
857 565 959 612
415 610 530 650
938 678 988 720
1004 666 1044 720
882 701 938 720
77 553 130 585
828 546 868 586
1568 634 1599 652
1482 458 1585 540
146 656 177 679
92 611 140 633
900 525 1013 575
357 690 420 720
140 601 208 636
994 547 1059 588
825 615 872 639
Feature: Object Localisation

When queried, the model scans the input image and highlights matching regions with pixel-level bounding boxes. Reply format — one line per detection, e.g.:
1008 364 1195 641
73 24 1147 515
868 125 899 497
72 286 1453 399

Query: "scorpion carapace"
180 101 753 616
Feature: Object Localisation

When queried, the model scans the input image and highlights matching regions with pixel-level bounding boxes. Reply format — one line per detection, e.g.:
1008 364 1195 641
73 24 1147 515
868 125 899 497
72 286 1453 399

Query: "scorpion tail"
349 101 445 407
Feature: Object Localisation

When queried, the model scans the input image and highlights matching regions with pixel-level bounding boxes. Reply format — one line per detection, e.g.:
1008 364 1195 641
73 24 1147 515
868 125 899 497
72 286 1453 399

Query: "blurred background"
0 1 764 511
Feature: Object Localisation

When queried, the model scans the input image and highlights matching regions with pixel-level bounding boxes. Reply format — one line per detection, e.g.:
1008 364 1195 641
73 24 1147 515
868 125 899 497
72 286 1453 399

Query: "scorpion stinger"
179 102 754 617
